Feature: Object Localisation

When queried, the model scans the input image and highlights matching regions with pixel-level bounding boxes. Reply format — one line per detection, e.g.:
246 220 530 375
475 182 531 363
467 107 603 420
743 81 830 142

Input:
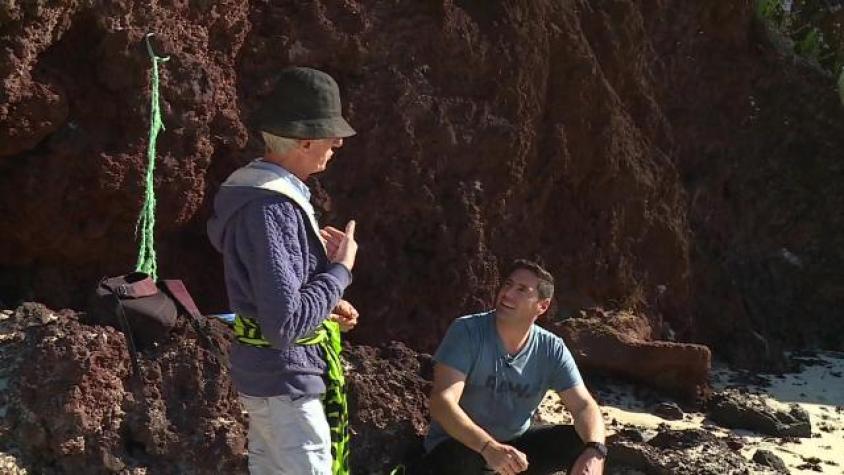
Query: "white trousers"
239 394 332 475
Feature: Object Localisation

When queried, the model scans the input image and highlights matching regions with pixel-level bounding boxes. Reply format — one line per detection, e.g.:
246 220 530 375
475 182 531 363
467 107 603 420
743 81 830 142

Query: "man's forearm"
430 396 495 453
573 401 606 443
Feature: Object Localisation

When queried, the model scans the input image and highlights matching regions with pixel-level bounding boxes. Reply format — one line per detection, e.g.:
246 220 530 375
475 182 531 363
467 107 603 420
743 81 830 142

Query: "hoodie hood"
207 159 322 252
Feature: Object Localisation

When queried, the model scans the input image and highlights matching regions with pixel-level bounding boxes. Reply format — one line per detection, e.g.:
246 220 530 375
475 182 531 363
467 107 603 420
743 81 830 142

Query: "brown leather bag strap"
102 273 159 298
161 279 202 319
111 293 142 384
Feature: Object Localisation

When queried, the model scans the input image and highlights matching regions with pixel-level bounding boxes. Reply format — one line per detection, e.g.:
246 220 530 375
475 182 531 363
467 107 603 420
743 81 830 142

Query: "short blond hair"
261 132 301 155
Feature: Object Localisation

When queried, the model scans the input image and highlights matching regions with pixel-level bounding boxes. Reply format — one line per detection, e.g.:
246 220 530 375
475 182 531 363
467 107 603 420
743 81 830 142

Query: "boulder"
548 311 711 402
752 449 789 474
652 402 685 421
709 390 812 438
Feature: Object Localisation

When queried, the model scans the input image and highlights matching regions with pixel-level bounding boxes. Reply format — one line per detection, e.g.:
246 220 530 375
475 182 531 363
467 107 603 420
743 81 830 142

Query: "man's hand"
321 220 358 271
481 441 529 475
329 299 359 332
320 225 343 260
568 448 604 475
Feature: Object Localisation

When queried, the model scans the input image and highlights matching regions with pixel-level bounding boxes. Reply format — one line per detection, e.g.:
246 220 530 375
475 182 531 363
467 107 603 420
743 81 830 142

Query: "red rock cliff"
0 1 841 367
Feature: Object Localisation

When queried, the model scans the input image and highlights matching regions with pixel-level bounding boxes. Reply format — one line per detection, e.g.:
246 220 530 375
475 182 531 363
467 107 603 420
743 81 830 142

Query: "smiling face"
495 268 552 324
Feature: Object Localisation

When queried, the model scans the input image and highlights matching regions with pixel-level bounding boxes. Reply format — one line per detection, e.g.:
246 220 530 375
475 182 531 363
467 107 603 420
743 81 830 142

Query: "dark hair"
505 259 555 300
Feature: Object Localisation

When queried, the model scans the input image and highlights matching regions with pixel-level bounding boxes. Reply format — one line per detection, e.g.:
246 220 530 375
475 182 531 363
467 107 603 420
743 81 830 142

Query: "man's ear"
537 298 551 315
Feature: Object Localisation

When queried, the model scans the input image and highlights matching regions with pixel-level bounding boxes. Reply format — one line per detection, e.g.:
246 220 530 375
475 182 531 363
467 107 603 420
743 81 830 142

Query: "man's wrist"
326 262 353 288
582 441 607 459
479 439 492 455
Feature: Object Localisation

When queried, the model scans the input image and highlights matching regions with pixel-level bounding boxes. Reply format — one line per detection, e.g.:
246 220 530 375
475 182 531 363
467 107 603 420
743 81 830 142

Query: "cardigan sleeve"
240 197 351 348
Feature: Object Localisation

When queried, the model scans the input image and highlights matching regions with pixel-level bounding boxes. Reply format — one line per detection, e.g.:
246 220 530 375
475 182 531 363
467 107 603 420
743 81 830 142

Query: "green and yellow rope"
135 33 170 281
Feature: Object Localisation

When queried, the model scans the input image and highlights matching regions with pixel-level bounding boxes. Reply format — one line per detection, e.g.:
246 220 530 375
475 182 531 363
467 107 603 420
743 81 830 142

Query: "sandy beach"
537 351 844 473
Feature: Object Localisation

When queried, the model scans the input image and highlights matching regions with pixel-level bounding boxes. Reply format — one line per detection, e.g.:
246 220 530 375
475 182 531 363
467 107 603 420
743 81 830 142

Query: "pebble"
752 449 787 472
652 401 684 420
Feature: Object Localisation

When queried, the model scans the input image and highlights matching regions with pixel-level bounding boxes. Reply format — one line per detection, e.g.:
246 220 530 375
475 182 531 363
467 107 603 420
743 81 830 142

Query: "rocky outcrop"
0 303 432 474
2 303 246 474
345 342 432 474
548 310 711 402
709 389 812 438
609 428 782 474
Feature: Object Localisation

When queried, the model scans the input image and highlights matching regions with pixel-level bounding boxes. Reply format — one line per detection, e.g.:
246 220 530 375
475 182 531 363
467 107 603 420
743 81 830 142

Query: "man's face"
495 268 551 323
302 137 343 174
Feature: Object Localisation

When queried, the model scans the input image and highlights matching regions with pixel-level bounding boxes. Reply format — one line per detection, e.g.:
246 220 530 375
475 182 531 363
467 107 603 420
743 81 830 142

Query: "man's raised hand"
320 226 344 260
322 220 358 271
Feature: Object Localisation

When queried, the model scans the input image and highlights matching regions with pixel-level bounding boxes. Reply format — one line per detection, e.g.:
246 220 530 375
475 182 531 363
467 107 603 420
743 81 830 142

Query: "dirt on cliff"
0 2 841 372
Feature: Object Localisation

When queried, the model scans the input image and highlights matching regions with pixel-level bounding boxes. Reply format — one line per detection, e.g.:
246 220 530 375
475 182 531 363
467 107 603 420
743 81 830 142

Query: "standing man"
207 67 359 475
422 260 606 475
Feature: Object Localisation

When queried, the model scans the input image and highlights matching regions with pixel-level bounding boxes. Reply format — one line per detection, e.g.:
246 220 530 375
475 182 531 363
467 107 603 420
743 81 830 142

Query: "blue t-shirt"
424 311 583 451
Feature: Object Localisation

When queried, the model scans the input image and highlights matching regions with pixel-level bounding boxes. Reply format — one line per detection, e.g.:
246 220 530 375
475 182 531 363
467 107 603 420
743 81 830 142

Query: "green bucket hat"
257 67 356 139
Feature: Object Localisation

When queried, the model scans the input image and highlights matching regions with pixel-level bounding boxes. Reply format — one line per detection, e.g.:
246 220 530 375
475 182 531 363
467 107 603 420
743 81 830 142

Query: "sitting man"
422 259 606 475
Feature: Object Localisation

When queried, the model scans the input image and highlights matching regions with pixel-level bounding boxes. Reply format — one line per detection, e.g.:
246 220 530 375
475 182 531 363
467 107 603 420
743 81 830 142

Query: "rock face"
709 390 812 438
549 310 711 402
653 5 844 367
1 2 842 368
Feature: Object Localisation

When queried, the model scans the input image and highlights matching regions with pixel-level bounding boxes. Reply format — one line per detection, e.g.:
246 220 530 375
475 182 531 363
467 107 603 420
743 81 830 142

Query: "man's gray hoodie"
207 159 351 397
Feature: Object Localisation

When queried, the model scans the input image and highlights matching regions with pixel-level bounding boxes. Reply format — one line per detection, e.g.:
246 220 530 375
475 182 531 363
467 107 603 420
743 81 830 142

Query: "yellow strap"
232 314 271 347
234 314 326 348
296 325 328 345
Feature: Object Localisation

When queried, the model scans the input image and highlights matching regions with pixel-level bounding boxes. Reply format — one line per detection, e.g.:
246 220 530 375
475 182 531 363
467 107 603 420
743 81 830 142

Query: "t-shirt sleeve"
548 337 584 391
433 319 476 376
